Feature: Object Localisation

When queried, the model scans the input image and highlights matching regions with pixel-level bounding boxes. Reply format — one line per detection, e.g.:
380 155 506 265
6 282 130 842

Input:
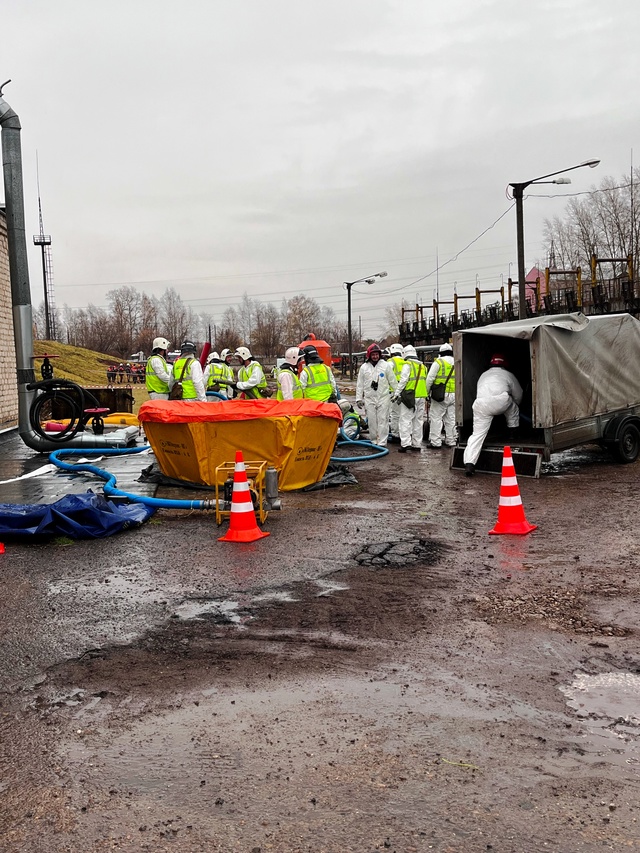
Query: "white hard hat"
403 345 418 359
388 343 404 355
439 343 453 354
235 346 252 361
206 351 220 363
220 348 231 360
284 346 301 367
152 337 170 351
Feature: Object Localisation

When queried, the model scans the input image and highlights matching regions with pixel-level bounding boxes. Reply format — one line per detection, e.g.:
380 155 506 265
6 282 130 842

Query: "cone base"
489 520 537 535
218 527 270 543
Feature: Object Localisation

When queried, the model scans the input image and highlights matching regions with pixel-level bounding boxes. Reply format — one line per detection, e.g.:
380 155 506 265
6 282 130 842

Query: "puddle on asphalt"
313 578 350 597
172 599 244 623
560 671 640 770
250 591 298 604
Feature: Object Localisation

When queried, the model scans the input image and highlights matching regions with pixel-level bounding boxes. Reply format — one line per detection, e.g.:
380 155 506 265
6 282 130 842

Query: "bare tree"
107 286 142 355
381 299 411 340
159 287 192 347
283 295 321 344
253 302 285 357
544 169 640 280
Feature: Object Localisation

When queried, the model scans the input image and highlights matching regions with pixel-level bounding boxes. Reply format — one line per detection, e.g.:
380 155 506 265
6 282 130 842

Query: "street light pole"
510 159 600 319
345 271 388 379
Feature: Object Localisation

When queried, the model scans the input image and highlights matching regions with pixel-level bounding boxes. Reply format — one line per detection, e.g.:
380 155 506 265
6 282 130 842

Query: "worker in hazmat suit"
299 345 338 403
169 341 207 402
355 343 397 446
391 345 428 452
425 343 456 449
463 353 523 476
145 336 172 399
276 347 304 400
233 347 269 399
386 343 405 441
203 352 228 401
218 349 236 398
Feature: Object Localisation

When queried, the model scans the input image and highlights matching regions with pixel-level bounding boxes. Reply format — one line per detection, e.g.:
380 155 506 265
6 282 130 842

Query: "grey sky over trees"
5 0 640 341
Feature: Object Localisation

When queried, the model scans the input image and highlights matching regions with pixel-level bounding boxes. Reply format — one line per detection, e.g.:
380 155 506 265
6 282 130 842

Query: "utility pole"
32 159 56 340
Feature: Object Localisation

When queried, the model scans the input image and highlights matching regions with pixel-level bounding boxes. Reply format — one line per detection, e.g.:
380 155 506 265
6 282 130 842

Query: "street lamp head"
365 278 376 285
582 159 600 169
553 177 571 185
377 271 388 278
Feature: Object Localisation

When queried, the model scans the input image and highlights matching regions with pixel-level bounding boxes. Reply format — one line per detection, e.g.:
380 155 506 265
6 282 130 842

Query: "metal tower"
33 166 57 340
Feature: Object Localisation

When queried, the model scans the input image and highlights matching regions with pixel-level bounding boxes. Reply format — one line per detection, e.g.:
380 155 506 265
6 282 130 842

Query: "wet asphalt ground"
1 425 640 852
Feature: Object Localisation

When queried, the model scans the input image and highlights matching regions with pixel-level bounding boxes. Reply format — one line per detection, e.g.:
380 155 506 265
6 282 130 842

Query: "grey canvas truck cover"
453 312 640 461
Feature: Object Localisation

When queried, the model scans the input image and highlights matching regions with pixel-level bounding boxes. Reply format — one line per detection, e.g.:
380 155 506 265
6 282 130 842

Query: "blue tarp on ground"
0 491 156 539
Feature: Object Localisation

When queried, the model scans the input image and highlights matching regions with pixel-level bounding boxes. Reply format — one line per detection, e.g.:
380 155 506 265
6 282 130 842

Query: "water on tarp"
0 430 155 505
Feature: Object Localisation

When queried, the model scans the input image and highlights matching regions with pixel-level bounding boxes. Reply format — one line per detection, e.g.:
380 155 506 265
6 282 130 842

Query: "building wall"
0 210 19 429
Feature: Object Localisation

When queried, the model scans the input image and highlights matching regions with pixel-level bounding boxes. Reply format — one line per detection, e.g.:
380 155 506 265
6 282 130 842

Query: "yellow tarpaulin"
138 399 342 491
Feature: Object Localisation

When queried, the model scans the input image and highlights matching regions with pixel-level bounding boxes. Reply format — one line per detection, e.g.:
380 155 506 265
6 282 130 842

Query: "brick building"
0 207 19 429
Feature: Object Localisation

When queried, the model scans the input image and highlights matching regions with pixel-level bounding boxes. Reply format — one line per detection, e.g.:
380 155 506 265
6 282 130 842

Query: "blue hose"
49 447 213 510
330 429 389 462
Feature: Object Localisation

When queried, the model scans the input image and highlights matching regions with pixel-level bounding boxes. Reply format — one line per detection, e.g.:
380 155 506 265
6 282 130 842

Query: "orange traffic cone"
218 451 270 543
489 446 537 535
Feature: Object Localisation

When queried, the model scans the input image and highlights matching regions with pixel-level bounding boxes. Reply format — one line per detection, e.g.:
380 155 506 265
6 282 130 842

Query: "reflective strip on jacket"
238 361 267 399
145 355 170 394
207 362 227 390
172 356 197 399
301 363 334 401
276 369 303 400
433 357 455 394
406 359 428 398
389 355 405 381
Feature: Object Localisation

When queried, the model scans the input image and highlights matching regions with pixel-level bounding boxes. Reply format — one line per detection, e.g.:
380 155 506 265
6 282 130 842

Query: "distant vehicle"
128 351 146 363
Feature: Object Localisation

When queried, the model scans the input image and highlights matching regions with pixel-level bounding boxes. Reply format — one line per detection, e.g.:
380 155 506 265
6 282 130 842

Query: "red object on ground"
489 446 537 535
218 451 270 543
0 543 4 554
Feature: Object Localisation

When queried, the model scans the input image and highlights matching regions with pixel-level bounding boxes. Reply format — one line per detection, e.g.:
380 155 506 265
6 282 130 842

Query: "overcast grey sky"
3 0 638 338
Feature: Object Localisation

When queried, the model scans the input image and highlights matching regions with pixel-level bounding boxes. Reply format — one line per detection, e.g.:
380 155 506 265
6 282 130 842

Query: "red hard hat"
366 343 382 359
490 353 508 367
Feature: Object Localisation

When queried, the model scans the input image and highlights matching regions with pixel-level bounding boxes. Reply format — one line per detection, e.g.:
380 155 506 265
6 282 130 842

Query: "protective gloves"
390 392 401 404
356 400 365 409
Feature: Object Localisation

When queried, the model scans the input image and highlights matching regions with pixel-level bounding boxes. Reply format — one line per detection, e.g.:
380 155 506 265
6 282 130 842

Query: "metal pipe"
1 86 140 453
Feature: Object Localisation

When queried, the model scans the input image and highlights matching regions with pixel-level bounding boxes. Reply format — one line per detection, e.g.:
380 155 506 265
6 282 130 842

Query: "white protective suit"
387 355 405 438
356 358 397 446
395 359 427 450
425 355 456 447
463 367 523 466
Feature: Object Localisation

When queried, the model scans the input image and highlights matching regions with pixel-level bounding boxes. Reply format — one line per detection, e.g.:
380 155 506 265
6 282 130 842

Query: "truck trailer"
452 312 640 476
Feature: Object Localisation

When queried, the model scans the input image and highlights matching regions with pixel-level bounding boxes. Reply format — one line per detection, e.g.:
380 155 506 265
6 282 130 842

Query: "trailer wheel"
613 422 640 463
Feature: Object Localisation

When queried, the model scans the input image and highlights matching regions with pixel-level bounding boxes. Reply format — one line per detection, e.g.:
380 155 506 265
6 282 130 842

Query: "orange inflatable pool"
138 399 342 491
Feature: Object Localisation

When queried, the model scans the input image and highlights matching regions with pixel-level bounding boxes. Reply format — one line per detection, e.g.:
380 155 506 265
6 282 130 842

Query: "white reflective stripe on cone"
231 500 256 514
501 476 518 487
234 462 246 473
499 496 523 506
233 482 250 492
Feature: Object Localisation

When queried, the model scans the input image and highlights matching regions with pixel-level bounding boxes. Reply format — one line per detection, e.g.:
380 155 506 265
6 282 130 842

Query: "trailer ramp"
450 445 542 478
